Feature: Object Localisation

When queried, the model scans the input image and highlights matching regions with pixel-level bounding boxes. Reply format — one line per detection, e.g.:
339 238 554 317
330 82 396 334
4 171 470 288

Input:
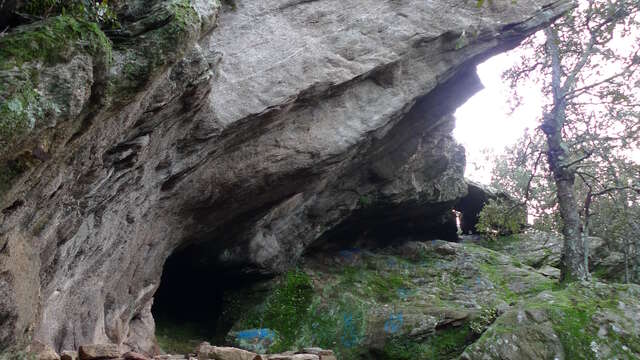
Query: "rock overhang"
0 0 575 354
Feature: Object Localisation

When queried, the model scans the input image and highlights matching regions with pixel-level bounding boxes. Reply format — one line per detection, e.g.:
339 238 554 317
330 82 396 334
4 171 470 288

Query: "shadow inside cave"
151 243 270 354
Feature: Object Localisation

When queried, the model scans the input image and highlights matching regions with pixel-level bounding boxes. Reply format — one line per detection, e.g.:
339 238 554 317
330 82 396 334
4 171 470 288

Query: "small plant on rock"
469 306 499 335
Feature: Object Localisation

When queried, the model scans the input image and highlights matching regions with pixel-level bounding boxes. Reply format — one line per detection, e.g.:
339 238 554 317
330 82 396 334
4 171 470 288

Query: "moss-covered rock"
0 0 219 203
220 240 555 359
108 0 208 97
0 15 111 150
461 282 640 360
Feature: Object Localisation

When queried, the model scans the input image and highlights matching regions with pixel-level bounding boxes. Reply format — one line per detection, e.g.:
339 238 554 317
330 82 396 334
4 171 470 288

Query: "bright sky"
454 42 640 185
453 49 544 185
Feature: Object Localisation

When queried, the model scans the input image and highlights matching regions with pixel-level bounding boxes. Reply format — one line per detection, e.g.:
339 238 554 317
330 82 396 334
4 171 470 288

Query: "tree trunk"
543 28 590 282
550 152 589 282
629 218 640 283
623 237 630 283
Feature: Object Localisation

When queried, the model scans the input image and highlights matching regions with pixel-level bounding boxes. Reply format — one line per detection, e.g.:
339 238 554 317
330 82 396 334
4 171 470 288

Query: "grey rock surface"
0 0 573 355
468 230 610 270
460 282 640 360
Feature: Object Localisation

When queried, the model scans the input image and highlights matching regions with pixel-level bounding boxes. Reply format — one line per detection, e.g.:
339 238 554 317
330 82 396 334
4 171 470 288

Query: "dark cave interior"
151 193 487 352
151 243 270 351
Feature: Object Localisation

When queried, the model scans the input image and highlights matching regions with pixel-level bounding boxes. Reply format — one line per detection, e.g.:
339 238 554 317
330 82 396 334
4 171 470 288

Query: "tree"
501 0 640 282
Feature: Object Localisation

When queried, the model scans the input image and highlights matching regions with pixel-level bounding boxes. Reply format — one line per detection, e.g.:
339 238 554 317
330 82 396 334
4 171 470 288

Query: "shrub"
475 198 525 239
469 307 499 335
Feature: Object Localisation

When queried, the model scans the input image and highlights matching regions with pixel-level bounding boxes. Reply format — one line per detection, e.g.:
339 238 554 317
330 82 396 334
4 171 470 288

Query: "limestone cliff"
0 0 572 355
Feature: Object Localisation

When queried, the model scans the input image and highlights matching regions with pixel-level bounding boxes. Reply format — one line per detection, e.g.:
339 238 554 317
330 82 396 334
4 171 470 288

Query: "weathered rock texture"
224 240 556 359
0 0 572 355
461 282 640 360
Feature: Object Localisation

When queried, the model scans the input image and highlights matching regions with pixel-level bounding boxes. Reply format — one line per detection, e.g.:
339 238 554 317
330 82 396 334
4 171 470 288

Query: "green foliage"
469 307 499 335
18 0 119 29
239 269 313 352
358 195 373 207
475 199 524 239
382 325 475 360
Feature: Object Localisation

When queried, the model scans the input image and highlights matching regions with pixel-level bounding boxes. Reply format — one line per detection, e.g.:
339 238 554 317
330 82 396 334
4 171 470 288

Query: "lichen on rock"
0 15 111 150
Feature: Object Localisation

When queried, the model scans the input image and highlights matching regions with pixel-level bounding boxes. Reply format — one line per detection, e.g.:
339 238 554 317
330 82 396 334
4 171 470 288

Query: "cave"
454 183 493 235
151 243 270 352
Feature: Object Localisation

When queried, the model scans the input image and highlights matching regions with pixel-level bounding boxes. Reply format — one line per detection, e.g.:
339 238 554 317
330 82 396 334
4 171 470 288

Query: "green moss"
0 15 111 70
0 15 111 148
382 325 475 360
303 295 369 358
236 269 313 352
111 0 199 95
523 284 640 359
550 305 596 359
337 264 411 303
358 195 373 207
477 261 518 303
0 157 34 199
480 234 522 252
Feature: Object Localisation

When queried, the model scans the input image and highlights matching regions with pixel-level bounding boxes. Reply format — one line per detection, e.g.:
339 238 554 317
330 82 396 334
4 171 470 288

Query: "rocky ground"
20 341 337 360
152 232 638 360
7 232 640 360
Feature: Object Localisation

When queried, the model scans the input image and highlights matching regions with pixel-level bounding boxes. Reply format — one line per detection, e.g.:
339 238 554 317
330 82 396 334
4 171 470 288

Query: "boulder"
470 231 610 270
537 265 561 279
28 341 60 360
461 282 640 359
196 345 261 360
227 329 279 354
61 351 78 360
225 240 555 358
123 352 151 360
78 344 121 360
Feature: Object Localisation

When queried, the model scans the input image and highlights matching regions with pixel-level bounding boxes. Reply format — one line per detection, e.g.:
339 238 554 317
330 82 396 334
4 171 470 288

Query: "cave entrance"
151 243 268 354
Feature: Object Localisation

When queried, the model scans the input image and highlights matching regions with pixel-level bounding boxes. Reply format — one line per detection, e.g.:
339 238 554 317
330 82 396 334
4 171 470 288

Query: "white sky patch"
453 50 544 184
454 26 640 185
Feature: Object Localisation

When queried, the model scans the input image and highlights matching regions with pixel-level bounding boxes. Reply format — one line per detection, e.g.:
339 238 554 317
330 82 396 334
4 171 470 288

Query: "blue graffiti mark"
235 328 275 341
384 311 404 334
341 313 358 348
397 288 409 300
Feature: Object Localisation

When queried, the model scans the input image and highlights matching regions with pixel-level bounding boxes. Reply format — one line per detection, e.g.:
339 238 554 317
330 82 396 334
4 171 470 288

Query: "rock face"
467 231 615 273
0 0 573 355
461 282 640 360
224 240 556 359
222 237 640 359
